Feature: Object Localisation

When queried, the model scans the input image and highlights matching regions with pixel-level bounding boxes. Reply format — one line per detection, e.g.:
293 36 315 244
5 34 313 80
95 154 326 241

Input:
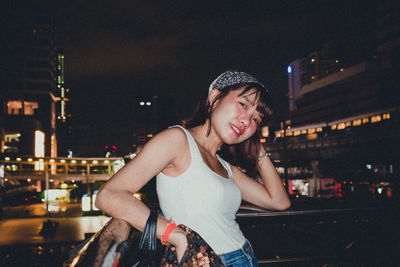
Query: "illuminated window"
316 127 323 132
383 113 390 120
7 101 39 115
307 128 315 134
35 130 45 157
35 159 44 171
345 121 351 127
286 131 293 136
352 119 362 126
331 124 337 130
7 101 22 115
301 129 307 135
294 130 301 136
24 102 39 115
371 115 382 123
362 117 369 124
5 133 21 143
338 123 345 130
306 133 318 140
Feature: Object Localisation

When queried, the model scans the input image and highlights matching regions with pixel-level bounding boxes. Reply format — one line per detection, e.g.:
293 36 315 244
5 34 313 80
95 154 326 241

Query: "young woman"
95 71 291 266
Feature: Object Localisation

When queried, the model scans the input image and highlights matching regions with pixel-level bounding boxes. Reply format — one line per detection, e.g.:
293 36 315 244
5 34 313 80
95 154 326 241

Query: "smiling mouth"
230 123 243 136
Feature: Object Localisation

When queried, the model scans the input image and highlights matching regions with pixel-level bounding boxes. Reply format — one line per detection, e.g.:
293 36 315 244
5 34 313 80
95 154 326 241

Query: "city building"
276 2 400 199
55 50 72 156
287 44 342 112
1 23 58 157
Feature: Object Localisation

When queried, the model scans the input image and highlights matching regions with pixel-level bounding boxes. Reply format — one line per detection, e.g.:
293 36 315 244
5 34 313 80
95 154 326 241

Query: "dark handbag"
132 209 163 267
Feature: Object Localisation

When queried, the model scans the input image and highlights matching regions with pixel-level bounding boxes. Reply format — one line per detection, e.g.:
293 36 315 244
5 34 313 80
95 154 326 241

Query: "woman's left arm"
232 146 291 210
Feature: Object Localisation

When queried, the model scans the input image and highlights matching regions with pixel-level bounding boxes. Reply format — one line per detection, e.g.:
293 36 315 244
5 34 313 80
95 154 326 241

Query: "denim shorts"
218 240 258 267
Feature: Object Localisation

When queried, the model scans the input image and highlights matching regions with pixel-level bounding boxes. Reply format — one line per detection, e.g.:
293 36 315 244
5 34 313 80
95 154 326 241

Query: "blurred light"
50 179 54 182
146 102 151 106
72 180 75 183
71 160 76 163
340 68 344 72
28 158 33 162
5 157 10 161
82 195 91 211
16 157 22 161
61 183 68 189
260 138 266 143
311 58 315 63
383 113 390 120
338 123 346 130
139 102 145 106
92 191 99 211
92 160 98 164
352 119 362 126
112 146 117 150
104 160 109 164
35 130 45 157
287 66 292 73
261 126 269 137
81 160 87 164
371 115 381 123
366 164 372 169
50 159 55 163
133 193 142 200
336 59 339 63
127 153 136 159
42 189 68 202
306 133 318 140
35 159 44 171
27 178 31 182
61 159 66 163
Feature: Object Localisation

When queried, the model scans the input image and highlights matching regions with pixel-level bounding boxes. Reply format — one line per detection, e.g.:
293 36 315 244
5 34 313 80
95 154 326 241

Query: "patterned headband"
208 71 266 93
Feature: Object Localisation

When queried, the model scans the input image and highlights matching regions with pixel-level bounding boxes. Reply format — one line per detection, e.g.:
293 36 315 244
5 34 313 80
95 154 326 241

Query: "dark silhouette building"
1 22 58 157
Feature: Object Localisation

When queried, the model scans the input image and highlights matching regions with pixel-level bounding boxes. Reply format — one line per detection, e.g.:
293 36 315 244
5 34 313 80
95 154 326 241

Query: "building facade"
1 23 58 157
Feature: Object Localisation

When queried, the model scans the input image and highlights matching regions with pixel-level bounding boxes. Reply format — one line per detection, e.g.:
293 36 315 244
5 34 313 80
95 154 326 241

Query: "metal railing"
64 201 399 266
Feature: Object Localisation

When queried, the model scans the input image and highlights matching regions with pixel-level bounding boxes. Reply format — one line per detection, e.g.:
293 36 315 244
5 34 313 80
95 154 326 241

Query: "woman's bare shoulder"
148 126 188 151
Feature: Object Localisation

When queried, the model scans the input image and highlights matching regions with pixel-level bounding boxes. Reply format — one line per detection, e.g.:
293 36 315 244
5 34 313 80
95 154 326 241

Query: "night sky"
4 0 378 143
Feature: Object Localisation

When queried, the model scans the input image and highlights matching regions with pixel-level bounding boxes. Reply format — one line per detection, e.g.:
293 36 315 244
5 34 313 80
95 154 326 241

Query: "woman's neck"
189 123 222 156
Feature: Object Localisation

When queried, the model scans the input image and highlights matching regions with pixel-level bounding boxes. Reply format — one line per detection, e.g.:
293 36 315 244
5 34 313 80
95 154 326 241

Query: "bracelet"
161 219 177 245
258 152 270 161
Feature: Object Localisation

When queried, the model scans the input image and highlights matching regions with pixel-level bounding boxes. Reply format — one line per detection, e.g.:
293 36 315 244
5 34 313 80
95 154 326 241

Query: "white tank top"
156 126 246 254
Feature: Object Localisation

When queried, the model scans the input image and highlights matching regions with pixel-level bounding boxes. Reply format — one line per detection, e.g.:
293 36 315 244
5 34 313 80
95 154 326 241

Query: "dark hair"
184 82 273 176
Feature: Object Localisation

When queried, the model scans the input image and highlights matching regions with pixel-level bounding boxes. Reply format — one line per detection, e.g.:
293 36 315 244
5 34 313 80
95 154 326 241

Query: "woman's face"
210 87 263 144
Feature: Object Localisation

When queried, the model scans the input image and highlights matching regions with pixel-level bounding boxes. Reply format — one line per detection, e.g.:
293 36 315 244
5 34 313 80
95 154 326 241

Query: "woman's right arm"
95 128 188 258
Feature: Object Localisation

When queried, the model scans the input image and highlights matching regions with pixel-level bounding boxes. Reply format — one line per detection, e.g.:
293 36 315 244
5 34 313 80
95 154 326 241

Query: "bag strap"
138 209 158 256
